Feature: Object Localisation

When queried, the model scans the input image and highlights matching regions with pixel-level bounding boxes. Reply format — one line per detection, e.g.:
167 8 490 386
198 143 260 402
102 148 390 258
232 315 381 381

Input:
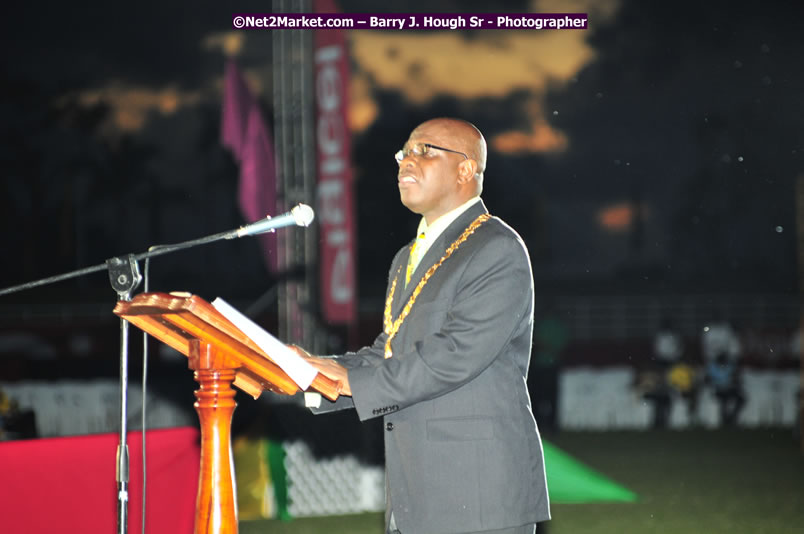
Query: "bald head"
411 118 487 178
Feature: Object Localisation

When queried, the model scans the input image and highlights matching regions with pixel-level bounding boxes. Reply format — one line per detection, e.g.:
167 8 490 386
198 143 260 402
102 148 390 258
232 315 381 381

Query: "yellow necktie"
405 232 426 287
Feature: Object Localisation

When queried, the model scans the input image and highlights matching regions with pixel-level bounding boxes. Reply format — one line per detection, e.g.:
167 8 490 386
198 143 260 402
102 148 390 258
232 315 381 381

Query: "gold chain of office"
382 213 492 359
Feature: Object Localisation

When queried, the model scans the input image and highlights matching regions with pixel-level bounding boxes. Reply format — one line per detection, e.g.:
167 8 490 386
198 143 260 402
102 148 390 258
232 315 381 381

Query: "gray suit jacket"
314 200 550 533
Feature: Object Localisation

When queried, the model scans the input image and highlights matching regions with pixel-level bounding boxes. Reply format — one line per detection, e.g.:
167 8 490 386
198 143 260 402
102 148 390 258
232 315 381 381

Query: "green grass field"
241 429 804 534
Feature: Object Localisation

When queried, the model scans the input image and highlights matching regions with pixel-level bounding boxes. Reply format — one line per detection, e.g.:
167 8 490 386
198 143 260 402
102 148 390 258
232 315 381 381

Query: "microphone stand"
0 220 287 534
0 224 251 298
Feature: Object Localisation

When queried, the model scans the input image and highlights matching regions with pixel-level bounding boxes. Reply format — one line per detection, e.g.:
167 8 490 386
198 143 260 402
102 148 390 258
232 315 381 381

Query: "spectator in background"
667 356 699 426
704 353 745 426
635 369 671 429
654 317 683 367
530 299 569 432
637 317 678 428
701 313 744 426
0 389 37 440
654 317 699 425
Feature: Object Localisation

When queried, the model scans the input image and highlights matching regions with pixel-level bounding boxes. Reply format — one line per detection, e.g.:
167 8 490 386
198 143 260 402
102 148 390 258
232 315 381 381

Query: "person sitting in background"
704 352 745 427
0 389 37 441
667 356 700 426
634 367 671 429
639 317 686 429
654 317 683 367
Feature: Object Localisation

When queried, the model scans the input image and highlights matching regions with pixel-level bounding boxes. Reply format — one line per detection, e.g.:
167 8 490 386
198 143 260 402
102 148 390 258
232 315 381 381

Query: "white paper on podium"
211 297 318 390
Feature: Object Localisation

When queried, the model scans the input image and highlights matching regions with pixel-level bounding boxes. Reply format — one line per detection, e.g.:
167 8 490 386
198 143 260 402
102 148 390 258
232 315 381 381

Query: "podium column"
189 339 239 534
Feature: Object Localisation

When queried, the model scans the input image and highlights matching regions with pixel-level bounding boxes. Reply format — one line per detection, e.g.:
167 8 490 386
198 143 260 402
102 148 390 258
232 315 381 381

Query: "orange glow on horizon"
599 203 634 231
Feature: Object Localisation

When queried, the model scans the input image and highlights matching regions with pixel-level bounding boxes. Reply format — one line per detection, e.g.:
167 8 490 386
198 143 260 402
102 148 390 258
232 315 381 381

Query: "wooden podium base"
113 292 341 534
191 340 238 534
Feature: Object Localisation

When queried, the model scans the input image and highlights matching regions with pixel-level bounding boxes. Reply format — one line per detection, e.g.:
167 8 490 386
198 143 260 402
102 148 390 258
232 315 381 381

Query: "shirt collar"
415 196 481 243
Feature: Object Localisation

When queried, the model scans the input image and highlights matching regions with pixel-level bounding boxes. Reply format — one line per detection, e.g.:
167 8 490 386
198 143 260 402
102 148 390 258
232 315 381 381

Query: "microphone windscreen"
291 204 315 227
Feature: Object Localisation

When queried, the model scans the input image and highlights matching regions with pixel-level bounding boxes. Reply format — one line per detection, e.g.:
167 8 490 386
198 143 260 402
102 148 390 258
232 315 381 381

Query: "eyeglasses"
394 143 469 164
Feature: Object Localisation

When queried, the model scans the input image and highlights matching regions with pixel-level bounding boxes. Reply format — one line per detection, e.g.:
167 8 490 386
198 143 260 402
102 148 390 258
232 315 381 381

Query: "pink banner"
315 0 356 324
221 59 253 162
239 105 279 273
221 59 279 273
0 427 199 534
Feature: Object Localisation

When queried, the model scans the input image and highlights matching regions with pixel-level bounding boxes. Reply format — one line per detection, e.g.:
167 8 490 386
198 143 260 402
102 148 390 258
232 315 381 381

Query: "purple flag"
239 105 279 272
221 59 279 272
221 59 253 162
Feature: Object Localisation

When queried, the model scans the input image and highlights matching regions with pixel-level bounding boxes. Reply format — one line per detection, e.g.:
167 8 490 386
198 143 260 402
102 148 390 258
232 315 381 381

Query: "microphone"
235 203 315 238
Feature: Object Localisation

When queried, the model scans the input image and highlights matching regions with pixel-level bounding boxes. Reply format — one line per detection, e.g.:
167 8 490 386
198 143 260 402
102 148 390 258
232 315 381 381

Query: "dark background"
0 0 800 380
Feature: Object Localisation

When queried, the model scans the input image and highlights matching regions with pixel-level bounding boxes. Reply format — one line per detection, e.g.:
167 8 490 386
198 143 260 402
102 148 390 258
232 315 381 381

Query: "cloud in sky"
203 31 246 57
347 0 620 153
65 83 203 134
66 31 266 136
492 118 569 154
349 30 594 103
597 202 650 232
60 0 620 147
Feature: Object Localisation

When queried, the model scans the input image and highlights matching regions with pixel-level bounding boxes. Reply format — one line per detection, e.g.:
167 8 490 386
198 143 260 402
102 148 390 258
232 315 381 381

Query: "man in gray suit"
297 118 550 534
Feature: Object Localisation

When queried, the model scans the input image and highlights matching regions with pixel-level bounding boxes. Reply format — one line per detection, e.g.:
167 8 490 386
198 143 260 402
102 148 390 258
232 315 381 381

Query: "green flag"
544 440 638 503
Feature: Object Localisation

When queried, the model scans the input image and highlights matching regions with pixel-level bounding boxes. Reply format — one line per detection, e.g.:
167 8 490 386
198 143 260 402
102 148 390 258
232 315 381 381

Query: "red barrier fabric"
0 426 199 534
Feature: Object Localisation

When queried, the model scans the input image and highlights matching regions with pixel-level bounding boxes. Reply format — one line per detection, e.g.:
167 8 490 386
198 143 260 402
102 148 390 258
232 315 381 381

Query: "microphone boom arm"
0 203 315 297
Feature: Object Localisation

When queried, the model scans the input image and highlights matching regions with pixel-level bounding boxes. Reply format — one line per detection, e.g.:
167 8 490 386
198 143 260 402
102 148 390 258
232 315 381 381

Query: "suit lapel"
390 245 411 313
393 200 489 314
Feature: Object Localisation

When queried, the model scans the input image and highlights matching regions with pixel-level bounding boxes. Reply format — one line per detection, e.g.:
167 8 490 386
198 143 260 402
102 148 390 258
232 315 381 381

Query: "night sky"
1 0 802 321
0 7 800 528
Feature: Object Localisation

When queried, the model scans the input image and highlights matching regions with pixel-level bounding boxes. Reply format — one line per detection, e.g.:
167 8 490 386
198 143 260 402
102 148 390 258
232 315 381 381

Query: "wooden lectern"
113 292 340 534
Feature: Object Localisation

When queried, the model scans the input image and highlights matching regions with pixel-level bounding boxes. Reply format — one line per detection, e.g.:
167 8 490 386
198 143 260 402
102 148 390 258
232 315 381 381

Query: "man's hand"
287 345 352 396
306 358 352 396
